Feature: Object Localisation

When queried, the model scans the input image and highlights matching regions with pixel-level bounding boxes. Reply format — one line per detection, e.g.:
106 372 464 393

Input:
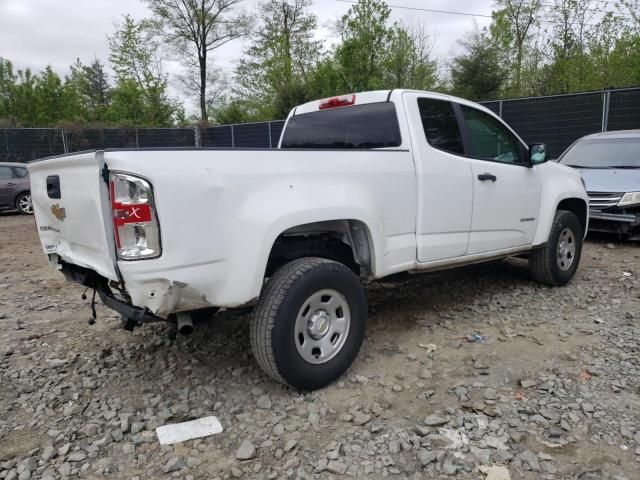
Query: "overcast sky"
0 0 494 109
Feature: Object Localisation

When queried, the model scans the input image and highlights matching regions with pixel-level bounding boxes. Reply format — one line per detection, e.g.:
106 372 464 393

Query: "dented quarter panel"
127 278 216 318
104 148 417 310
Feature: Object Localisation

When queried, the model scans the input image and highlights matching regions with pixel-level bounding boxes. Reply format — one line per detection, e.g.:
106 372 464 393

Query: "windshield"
280 102 402 149
559 138 640 168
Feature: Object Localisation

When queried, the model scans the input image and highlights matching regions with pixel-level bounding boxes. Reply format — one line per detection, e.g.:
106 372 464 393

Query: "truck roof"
291 89 497 117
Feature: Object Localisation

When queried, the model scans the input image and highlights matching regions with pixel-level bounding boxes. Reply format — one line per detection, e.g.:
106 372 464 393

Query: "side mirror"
529 143 547 166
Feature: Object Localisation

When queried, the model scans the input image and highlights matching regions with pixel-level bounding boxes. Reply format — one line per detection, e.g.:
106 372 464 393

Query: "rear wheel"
529 210 583 286
16 192 33 215
251 257 367 390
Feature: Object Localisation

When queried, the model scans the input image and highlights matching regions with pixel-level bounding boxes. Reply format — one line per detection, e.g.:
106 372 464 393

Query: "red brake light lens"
319 94 356 110
112 203 152 226
109 172 161 260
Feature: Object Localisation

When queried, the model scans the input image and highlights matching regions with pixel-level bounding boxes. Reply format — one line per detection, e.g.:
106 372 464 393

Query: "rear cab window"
417 98 464 155
281 102 402 149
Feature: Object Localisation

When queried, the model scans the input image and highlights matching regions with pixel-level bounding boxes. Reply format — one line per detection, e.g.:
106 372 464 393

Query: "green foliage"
11 69 39 126
108 78 147 125
0 59 85 126
450 28 507 101
484 0 640 97
234 0 321 120
66 59 112 122
108 15 179 126
304 59 346 100
211 99 256 124
335 0 392 91
0 37 181 127
223 0 439 120
383 24 438 90
109 15 158 88
494 0 542 94
0 58 16 122
2 0 640 126
33 66 67 125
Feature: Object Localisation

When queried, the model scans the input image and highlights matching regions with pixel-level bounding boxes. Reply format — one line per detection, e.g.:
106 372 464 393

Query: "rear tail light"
109 172 161 260
319 94 356 110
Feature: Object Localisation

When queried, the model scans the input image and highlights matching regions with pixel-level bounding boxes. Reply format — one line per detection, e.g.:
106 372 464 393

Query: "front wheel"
529 210 583 286
16 192 33 215
251 257 367 390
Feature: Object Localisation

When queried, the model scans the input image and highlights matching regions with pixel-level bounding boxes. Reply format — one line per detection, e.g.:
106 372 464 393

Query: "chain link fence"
482 91 605 158
200 121 285 148
482 87 640 158
0 122 286 163
2 87 639 163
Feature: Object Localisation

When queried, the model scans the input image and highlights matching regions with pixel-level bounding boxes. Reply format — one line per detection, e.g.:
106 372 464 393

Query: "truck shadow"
182 257 535 374
586 231 639 245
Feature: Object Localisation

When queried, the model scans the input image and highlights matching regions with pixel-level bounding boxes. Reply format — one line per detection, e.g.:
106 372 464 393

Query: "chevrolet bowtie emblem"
51 204 66 221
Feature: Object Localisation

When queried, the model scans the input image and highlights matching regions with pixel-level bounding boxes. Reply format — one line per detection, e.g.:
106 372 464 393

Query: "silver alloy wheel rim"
557 227 576 271
19 194 33 214
294 289 351 365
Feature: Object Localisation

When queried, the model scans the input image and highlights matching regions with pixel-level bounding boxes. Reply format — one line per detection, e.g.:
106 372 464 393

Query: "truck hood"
574 168 640 193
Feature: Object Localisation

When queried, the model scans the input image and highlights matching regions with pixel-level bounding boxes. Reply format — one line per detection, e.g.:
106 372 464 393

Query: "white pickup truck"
29 90 588 390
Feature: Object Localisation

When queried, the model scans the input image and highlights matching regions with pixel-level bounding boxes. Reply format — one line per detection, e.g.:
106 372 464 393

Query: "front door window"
461 106 524 165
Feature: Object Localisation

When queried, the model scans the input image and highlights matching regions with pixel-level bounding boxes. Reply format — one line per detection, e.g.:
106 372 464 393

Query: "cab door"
458 105 541 254
403 93 473 262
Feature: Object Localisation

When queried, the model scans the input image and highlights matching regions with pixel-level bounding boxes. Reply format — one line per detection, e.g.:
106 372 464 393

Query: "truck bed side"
30 148 417 316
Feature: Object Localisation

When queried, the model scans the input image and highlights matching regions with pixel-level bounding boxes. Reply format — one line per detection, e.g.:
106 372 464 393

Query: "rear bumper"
59 260 167 323
117 260 228 317
96 284 166 324
55 252 237 318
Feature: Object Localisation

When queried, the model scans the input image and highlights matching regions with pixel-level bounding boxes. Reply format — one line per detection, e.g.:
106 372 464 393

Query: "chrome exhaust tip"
176 312 194 336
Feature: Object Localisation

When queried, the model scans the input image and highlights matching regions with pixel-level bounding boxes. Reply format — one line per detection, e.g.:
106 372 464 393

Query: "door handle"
478 173 497 182
46 175 61 199
7 182 17 186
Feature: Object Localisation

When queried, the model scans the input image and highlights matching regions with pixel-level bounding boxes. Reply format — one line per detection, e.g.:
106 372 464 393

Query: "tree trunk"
199 50 208 123
283 7 292 86
515 45 523 93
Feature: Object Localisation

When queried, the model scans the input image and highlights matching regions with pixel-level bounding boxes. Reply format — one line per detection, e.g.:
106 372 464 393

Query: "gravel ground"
0 213 639 480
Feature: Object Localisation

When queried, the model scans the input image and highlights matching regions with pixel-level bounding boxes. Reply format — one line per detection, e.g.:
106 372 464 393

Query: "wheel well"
558 198 587 235
265 220 373 278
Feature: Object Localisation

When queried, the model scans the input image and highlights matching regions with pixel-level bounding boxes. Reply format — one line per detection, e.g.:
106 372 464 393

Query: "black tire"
16 191 33 215
529 210 583 286
250 257 367 390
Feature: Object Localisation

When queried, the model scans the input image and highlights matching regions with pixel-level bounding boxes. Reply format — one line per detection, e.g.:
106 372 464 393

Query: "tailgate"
29 151 119 281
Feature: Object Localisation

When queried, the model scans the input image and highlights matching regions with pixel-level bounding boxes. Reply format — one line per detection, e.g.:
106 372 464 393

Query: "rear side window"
12 167 28 178
281 102 402 149
417 98 464 155
0 166 13 179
